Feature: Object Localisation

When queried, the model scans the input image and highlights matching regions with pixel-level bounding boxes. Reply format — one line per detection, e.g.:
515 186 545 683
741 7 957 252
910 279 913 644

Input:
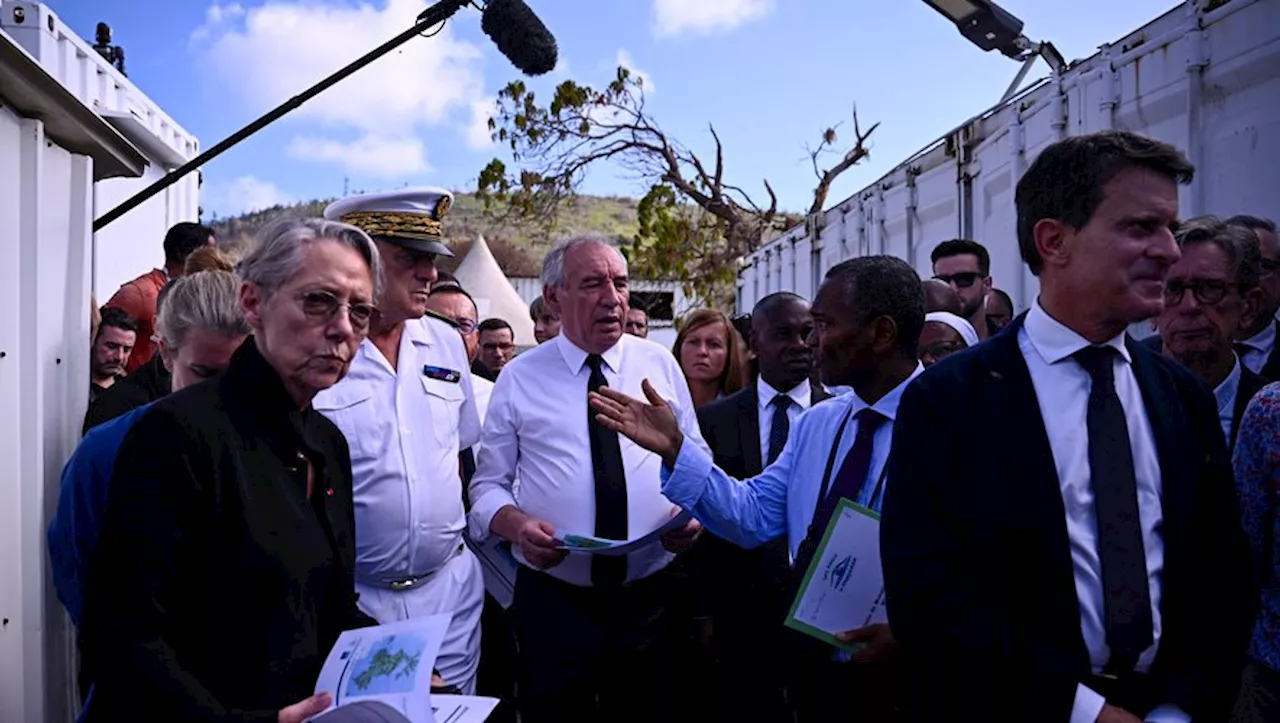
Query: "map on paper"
345 634 426 696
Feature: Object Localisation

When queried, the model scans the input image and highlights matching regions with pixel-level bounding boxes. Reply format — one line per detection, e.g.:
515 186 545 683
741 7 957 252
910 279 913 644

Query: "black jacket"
883 313 1251 722
81 338 374 721
83 353 171 434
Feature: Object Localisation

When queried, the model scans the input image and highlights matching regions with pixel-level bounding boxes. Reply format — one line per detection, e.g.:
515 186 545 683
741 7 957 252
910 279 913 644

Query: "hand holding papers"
785 499 890 652
556 510 694 555
309 615 499 723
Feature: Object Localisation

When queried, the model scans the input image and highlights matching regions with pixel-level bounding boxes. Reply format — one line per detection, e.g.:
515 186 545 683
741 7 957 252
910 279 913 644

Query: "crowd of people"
50 128 1280 722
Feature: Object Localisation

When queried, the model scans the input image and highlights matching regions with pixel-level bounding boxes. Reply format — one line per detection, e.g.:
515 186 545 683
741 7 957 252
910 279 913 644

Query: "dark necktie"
790 408 886 581
1234 342 1254 364
1073 345 1154 673
767 394 793 465
586 354 628 586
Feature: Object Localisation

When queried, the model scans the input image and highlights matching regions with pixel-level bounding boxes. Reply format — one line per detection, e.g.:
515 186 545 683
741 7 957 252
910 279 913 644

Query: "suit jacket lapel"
1231 367 1267 450
1126 339 1194 538
984 314 1086 655
739 383 764 476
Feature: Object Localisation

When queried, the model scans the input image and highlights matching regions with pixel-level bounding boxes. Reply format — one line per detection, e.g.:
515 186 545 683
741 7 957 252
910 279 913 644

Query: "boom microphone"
481 0 559 76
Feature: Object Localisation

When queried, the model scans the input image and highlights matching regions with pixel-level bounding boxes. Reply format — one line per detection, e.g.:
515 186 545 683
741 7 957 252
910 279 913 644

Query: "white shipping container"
0 22 147 723
737 0 1280 329
1 0 201 300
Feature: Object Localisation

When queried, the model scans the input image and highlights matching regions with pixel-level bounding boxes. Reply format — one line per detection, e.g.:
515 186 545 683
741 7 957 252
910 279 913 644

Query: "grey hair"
156 270 251 350
540 233 627 288
236 217 383 300
1175 215 1262 291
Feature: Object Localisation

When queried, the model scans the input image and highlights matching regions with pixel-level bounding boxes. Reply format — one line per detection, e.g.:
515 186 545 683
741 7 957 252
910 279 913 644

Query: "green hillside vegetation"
207 193 641 278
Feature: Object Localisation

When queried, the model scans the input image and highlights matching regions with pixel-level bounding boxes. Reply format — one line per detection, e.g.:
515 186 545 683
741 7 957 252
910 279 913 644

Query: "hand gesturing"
589 379 684 465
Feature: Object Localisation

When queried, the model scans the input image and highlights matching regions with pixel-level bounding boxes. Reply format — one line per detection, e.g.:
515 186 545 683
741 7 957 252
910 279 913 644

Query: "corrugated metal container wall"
737 0 1280 320
0 0 200 299
0 97 108 723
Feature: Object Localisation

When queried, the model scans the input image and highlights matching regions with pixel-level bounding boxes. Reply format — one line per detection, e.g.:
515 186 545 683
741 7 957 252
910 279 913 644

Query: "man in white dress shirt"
468 233 708 722
881 131 1251 723
313 188 486 694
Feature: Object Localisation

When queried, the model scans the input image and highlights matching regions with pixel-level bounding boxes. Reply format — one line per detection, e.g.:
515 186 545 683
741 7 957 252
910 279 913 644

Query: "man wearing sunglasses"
931 238 994 342
314 188 487 696
1228 214 1280 379
1152 216 1269 449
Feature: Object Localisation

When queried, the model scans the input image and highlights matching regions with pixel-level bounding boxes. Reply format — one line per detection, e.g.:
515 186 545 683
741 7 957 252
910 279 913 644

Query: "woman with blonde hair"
672 308 749 408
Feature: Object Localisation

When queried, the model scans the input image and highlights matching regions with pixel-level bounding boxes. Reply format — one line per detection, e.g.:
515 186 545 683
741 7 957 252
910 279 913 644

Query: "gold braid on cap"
339 211 443 240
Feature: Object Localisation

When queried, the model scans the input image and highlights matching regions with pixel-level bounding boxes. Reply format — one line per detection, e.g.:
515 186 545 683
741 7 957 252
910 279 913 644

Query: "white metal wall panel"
738 0 1279 317
0 107 93 723
1 0 201 298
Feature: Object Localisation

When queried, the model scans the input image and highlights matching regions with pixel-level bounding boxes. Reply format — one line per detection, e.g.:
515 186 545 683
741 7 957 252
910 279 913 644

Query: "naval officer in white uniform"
314 188 485 694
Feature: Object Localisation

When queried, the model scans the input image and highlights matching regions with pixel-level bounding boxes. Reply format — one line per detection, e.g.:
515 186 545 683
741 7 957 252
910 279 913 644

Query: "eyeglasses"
1261 257 1280 275
296 290 377 330
921 342 964 360
455 317 477 334
1163 279 1237 306
934 272 983 289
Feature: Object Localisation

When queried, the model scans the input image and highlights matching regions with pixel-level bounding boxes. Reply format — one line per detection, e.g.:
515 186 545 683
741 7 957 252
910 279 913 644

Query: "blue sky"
48 0 1182 219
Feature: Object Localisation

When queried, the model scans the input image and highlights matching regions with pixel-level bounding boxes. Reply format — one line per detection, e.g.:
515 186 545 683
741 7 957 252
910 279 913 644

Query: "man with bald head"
923 278 964 315
694 291 832 719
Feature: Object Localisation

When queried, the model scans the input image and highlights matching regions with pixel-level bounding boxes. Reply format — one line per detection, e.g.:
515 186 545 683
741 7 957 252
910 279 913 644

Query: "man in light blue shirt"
591 255 926 723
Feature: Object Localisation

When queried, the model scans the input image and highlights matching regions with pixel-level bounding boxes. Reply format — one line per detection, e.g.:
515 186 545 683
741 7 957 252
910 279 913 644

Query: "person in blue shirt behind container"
49 262 250 705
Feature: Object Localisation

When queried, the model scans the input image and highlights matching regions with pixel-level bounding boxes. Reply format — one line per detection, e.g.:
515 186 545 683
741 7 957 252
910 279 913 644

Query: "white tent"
452 234 537 347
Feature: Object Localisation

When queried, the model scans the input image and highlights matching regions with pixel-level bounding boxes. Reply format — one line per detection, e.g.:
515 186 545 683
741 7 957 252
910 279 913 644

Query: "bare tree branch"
475 65 879 307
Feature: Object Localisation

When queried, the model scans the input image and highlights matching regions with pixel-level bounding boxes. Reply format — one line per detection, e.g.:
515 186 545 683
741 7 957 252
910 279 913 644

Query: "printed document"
308 615 498 723
555 510 692 556
784 499 888 650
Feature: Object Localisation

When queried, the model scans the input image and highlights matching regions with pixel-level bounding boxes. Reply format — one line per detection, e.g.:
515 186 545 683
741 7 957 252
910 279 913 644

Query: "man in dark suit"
1228 215 1280 379
695 292 830 720
883 130 1252 723
1151 216 1272 449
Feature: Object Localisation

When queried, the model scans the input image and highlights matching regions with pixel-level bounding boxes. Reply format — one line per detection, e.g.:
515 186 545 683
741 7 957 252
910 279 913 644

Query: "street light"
921 0 1067 103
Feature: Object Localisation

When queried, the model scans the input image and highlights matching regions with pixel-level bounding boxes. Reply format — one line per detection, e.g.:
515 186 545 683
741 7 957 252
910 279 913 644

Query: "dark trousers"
475 593 517 723
1233 661 1280 723
785 638 908 723
703 536 791 722
512 565 679 723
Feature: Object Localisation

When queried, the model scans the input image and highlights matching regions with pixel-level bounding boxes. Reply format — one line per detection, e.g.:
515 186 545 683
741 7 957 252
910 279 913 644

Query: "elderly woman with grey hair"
80 218 383 723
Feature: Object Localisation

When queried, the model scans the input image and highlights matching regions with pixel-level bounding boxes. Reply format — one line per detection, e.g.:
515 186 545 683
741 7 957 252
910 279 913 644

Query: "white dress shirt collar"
1214 354 1243 420
757 377 812 412
840 362 924 423
554 330 625 376
1024 298 1131 366
1240 318 1277 353
356 316 438 376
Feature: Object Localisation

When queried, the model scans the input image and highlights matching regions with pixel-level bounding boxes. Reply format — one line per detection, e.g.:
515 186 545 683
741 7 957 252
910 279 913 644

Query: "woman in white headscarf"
917 311 980 367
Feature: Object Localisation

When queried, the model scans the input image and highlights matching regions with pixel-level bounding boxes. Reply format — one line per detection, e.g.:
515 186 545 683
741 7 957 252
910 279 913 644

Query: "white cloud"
551 57 572 78
207 175 293 216
285 134 430 178
190 3 244 43
615 50 654 94
192 0 488 178
652 0 775 38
